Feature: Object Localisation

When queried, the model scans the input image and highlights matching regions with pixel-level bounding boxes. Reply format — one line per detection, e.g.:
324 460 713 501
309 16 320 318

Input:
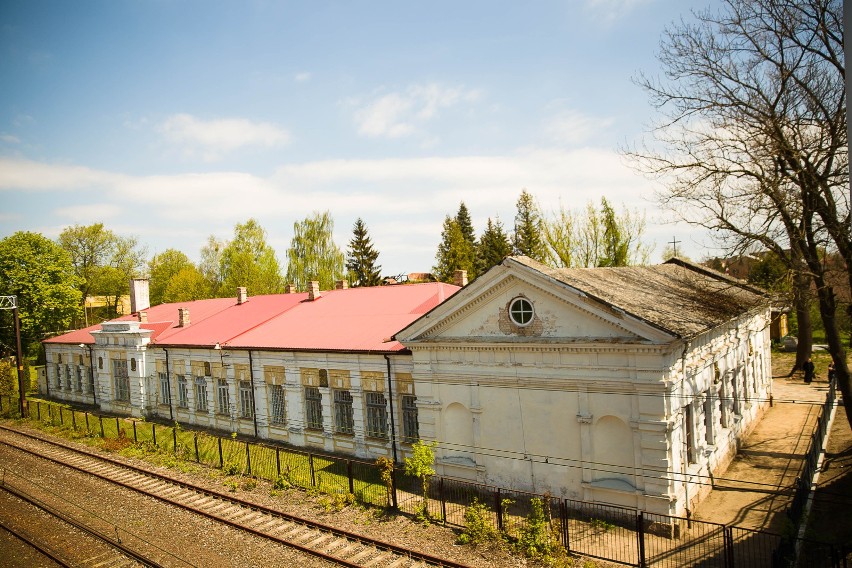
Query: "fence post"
59 407 63 426
440 477 447 522
194 434 200 462
276 448 281 478
115 417 120 436
37 402 41 421
347 460 354 495
637 511 646 568
309 453 316 487
99 415 104 437
245 442 251 475
561 500 570 552
133 421 137 443
152 423 157 446
725 526 735 567
218 437 223 469
391 466 398 510
495 488 503 533
84 412 88 431
173 427 178 453
48 404 52 423
71 410 76 430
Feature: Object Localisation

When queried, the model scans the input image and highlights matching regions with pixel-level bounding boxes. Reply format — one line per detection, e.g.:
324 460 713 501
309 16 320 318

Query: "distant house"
42 257 771 517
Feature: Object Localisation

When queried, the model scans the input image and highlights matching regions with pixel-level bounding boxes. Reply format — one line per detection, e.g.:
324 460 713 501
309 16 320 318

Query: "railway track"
0 424 473 568
0 480 153 567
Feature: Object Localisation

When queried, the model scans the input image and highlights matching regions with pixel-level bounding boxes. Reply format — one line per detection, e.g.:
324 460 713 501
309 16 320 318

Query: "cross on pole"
669 237 682 258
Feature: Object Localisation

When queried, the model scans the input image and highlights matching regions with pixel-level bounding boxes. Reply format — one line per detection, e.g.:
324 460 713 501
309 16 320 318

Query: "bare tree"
627 0 851 429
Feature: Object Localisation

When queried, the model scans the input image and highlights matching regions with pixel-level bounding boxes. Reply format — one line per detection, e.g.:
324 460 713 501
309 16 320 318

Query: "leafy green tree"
58 223 145 321
0 232 82 355
148 249 196 305
598 197 637 267
162 266 212 303
543 205 576 268
199 235 226 296
433 216 474 283
512 189 547 262
345 218 382 287
220 219 284 296
285 211 345 291
476 217 512 274
404 440 437 521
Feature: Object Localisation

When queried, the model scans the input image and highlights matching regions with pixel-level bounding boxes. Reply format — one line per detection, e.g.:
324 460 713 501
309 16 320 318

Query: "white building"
42 257 771 516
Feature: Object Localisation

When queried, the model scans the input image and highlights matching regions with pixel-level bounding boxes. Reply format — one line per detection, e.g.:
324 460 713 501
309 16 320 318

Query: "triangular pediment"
396 260 676 346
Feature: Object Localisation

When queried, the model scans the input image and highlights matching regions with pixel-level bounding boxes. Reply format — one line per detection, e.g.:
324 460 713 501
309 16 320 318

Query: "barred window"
216 378 229 414
112 359 130 402
239 381 254 419
305 387 323 430
195 377 208 412
159 372 171 405
177 375 188 408
365 392 388 438
334 390 354 435
402 395 419 443
76 366 83 392
269 384 286 425
88 366 95 395
55 364 62 389
65 365 73 391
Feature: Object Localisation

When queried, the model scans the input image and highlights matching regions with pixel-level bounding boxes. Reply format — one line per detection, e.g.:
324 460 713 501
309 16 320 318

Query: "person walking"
804 358 815 384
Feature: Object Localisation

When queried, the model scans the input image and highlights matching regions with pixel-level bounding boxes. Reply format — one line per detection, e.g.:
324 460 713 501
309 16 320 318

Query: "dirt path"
691 355 831 533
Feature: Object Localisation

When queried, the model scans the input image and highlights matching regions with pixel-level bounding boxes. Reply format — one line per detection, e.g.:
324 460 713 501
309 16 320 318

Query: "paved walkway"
691 373 831 533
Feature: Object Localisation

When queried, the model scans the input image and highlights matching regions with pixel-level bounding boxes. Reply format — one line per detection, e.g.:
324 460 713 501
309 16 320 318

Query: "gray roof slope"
509 256 768 339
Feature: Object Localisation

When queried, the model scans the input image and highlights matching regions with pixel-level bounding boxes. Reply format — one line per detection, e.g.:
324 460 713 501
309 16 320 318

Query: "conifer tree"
476 217 512 275
433 216 474 283
454 202 478 279
512 189 547 262
345 218 382 287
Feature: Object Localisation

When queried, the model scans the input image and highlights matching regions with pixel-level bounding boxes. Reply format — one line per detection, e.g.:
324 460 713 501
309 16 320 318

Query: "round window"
509 297 534 326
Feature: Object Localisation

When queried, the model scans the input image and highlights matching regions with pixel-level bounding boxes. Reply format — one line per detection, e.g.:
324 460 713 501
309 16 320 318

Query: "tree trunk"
791 271 813 374
811 280 852 432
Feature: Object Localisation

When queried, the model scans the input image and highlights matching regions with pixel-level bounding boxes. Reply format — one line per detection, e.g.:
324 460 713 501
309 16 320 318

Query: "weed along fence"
1 396 847 568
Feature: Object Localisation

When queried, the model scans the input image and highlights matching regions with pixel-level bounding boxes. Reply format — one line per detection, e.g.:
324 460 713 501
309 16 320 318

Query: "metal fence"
1 394 847 567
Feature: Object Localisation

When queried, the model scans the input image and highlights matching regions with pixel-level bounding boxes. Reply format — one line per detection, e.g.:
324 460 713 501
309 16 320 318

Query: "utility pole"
0 296 27 417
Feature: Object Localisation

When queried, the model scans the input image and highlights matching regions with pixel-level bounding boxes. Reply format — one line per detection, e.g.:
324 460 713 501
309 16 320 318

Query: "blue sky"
1 0 715 277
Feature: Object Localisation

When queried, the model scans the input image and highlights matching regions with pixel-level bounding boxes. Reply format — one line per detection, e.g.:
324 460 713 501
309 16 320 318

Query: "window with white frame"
305 387 323 430
269 384 286 425
239 381 254 418
216 378 229 414
334 390 354 434
112 359 130 402
365 392 388 438
159 372 171 405
401 395 419 443
177 375 188 408
195 376 208 412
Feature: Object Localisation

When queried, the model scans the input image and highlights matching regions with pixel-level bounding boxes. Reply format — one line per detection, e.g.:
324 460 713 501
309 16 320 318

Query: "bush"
458 497 498 545
516 498 559 561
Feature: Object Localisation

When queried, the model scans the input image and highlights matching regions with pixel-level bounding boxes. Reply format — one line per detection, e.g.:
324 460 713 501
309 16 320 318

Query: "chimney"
453 270 468 287
237 287 248 305
178 308 190 327
308 281 321 301
130 278 150 313
138 311 148 324
285 283 297 294
335 280 348 290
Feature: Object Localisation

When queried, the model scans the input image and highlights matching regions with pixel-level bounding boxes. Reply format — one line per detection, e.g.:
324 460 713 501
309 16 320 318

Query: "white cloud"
55 203 123 221
544 109 615 146
0 134 21 144
159 114 290 161
584 0 652 24
0 158 122 190
353 84 481 139
294 72 312 83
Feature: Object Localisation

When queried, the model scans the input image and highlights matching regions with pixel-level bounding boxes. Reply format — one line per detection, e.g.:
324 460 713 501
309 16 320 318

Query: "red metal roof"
43 283 459 353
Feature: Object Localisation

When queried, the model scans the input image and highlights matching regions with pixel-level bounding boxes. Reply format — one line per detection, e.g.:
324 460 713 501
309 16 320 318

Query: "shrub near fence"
2 395 848 568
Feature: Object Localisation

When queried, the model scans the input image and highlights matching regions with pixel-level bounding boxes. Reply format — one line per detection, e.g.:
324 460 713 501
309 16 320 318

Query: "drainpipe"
248 349 259 438
87 344 97 406
384 354 398 465
680 340 691 523
163 348 174 421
